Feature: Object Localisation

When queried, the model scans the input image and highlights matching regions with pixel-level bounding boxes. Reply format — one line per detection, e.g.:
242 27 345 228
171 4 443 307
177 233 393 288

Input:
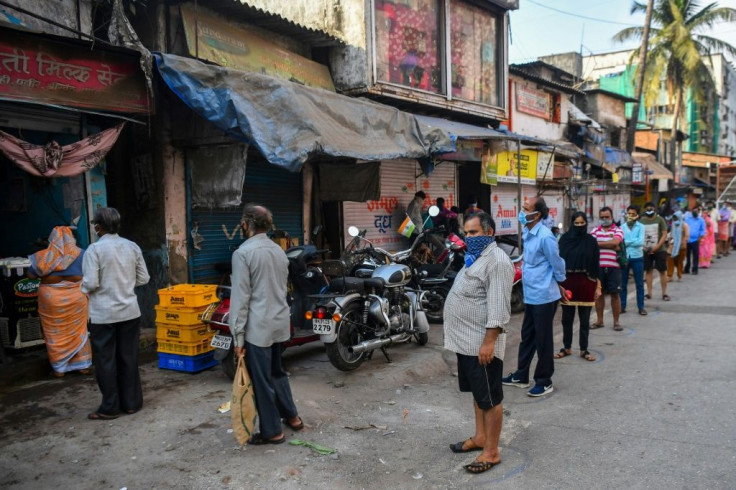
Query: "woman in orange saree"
28 227 91 377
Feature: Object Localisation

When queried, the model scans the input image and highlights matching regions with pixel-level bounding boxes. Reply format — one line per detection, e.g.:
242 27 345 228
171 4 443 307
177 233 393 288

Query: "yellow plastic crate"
158 284 218 308
157 337 214 356
156 323 212 343
154 305 208 326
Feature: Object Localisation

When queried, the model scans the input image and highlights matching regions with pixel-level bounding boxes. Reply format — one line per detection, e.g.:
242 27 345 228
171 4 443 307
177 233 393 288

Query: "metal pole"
81 115 96 245
517 138 523 253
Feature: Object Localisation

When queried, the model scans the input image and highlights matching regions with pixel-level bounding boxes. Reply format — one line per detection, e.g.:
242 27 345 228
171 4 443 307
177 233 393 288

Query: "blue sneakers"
527 384 554 397
501 373 530 388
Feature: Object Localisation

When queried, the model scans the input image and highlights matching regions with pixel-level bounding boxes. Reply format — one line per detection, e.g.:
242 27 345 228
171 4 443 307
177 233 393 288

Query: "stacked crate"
156 284 218 373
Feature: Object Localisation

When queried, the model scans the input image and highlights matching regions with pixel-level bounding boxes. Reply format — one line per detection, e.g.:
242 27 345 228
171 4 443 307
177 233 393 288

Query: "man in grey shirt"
231 204 302 444
82 207 150 420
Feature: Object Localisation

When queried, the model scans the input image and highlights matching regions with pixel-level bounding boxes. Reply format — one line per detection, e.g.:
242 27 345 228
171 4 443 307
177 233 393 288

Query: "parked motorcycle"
496 234 524 313
309 227 431 371
202 244 329 379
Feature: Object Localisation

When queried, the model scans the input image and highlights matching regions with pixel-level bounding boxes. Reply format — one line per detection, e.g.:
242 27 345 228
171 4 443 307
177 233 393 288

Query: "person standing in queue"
230 204 303 445
82 208 150 420
444 212 514 474
620 205 647 316
502 197 566 397
591 207 625 331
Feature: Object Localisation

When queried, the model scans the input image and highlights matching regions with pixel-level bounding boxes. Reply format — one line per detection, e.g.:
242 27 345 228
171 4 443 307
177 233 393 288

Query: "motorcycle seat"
329 277 385 293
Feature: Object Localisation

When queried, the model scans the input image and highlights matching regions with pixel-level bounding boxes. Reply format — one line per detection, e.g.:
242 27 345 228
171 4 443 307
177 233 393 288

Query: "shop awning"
633 152 673 180
154 53 454 172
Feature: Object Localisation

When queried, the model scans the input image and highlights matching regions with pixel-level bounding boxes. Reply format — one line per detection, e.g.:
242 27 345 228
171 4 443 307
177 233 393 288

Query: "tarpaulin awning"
633 152 673 180
604 147 634 168
154 53 454 172
568 103 602 130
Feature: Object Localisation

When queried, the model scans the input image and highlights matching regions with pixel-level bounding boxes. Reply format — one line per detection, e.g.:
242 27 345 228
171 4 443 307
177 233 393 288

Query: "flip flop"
88 412 119 421
581 351 596 362
285 416 304 431
613 324 623 331
662 295 671 301
644 294 652 300
554 348 572 359
247 433 286 445
449 437 482 453
464 460 501 474
589 323 604 330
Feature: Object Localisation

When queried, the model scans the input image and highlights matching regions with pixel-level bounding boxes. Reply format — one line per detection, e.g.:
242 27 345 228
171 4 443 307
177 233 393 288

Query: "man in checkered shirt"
444 212 515 474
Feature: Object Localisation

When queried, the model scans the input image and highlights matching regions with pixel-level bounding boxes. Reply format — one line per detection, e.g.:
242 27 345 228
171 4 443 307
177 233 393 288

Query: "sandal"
644 294 652 300
51 371 65 378
554 348 572 359
88 412 119 421
581 351 596 362
589 323 604 330
662 295 671 301
285 416 304 431
613 324 623 331
247 433 286 445
464 459 501 474
450 437 482 453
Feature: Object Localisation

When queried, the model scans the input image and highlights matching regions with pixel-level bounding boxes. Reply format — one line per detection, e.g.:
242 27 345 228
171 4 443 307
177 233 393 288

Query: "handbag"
616 238 628 268
231 356 257 446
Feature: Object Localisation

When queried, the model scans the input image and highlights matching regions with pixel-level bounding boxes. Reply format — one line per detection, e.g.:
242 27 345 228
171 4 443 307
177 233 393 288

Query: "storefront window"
375 0 442 94
450 1 498 106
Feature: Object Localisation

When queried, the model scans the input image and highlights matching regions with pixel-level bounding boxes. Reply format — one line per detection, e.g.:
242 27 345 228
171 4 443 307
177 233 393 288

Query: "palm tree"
614 1 736 141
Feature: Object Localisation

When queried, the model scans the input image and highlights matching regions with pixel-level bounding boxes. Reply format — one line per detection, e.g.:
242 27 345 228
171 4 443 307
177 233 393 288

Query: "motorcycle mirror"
558 222 563 229
428 205 440 217
348 226 360 237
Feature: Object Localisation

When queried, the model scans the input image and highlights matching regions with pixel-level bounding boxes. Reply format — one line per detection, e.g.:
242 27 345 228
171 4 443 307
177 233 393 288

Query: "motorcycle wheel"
510 284 525 314
414 332 429 345
325 303 367 371
423 284 450 323
221 347 237 380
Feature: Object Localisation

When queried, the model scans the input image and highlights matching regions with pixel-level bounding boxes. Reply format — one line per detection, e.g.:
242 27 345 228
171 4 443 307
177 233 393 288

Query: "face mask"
673 220 681 227
600 218 613 227
626 216 637 223
645 210 655 216
692 212 699 217
518 210 538 226
464 235 494 268
572 224 587 236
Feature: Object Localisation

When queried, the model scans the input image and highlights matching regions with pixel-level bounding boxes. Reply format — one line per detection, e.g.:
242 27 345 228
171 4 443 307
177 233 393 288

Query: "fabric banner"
0 124 124 177
481 143 498 186
398 215 415 237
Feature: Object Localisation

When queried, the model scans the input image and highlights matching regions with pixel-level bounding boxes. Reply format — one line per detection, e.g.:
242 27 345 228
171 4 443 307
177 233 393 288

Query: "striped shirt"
591 225 624 269
443 242 515 360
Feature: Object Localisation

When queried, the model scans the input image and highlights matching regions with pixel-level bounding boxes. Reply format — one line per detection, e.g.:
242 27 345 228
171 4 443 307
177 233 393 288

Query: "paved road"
1 256 735 489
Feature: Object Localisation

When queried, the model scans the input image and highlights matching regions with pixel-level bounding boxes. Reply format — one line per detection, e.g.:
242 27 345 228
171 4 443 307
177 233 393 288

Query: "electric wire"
526 0 639 27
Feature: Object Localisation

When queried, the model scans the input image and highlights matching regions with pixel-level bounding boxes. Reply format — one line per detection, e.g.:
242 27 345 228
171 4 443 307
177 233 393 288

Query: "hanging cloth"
0 123 125 177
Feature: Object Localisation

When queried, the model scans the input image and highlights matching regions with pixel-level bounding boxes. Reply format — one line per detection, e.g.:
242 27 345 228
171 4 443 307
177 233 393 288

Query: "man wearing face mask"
502 197 566 397
620 205 647 316
591 207 625 330
230 204 302 445
639 202 669 301
684 206 706 275
444 212 514 474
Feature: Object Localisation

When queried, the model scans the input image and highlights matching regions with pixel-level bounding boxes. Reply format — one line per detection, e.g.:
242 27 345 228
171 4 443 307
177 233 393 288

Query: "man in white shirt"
82 207 149 420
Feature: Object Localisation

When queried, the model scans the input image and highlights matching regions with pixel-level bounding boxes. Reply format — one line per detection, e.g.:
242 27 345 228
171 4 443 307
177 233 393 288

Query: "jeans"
620 257 644 311
245 342 299 439
514 301 558 387
685 241 700 273
561 305 592 351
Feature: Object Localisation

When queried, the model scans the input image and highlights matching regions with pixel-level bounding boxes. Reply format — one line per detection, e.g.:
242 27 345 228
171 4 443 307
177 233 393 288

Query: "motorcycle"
202 244 329 379
309 227 431 371
496 234 524 313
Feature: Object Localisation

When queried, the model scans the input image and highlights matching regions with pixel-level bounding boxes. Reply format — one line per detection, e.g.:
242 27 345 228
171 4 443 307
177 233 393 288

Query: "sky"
509 0 736 64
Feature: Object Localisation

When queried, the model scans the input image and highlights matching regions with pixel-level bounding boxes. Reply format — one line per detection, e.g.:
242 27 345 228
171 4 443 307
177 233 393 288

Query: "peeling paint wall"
239 0 366 48
3 0 93 36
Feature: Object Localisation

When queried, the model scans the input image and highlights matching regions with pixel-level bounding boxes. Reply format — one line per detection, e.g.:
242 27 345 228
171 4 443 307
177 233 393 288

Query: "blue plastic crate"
158 351 218 373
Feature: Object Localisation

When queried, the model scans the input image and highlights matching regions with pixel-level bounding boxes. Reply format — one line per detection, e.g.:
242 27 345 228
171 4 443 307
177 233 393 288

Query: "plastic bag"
231 356 257 445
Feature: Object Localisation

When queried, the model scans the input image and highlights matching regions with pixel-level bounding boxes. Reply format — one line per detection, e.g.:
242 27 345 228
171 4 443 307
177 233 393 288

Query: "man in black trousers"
82 207 150 420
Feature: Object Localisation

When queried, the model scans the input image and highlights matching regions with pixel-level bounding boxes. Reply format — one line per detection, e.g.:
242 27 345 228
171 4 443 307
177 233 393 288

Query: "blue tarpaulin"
154 53 455 172
604 147 634 167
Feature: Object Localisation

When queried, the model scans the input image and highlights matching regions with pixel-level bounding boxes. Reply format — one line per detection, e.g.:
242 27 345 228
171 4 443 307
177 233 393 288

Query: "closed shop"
342 160 457 252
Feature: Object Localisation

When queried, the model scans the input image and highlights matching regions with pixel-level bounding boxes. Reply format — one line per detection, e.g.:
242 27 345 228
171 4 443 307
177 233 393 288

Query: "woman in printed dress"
699 212 716 269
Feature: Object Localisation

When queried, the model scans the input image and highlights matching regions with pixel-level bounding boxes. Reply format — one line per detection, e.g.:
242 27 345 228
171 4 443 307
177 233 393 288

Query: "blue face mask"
465 235 495 268
518 210 538 226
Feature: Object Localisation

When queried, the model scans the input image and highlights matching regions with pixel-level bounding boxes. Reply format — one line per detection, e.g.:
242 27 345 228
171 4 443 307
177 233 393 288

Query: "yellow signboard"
496 150 538 185
180 3 335 92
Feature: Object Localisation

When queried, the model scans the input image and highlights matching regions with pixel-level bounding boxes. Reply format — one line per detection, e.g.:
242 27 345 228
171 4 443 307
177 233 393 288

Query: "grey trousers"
245 341 298 438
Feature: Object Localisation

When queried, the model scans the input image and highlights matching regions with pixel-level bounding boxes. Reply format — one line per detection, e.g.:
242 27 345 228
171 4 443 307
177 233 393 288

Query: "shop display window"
374 0 503 108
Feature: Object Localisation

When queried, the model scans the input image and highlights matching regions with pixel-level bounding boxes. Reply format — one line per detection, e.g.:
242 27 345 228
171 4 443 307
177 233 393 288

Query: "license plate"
312 318 334 334
210 335 232 350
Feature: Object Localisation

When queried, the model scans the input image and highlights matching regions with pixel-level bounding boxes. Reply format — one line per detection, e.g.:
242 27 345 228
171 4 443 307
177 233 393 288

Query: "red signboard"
516 83 550 120
0 29 150 114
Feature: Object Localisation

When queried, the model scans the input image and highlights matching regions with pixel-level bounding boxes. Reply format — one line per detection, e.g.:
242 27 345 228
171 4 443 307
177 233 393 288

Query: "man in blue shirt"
502 197 566 397
684 205 706 275
620 204 647 315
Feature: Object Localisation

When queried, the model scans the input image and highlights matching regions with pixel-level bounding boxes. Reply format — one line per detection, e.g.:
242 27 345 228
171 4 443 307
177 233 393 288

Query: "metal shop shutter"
342 160 457 252
189 159 303 283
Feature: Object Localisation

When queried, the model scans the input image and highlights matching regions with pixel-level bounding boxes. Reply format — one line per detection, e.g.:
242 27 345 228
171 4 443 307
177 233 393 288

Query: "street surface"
1 257 735 489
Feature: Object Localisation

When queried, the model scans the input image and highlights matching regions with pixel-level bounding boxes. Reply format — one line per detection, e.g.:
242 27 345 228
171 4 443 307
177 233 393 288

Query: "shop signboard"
180 3 335 92
480 143 497 185
632 162 643 184
495 149 537 185
0 30 150 114
516 84 550 120
490 185 563 235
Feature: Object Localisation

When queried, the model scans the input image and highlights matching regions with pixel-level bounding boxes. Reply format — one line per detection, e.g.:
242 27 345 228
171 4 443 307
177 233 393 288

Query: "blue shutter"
188 159 303 283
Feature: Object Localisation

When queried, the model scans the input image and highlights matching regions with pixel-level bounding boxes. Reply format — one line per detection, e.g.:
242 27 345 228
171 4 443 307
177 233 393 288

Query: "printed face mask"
600 218 613 227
